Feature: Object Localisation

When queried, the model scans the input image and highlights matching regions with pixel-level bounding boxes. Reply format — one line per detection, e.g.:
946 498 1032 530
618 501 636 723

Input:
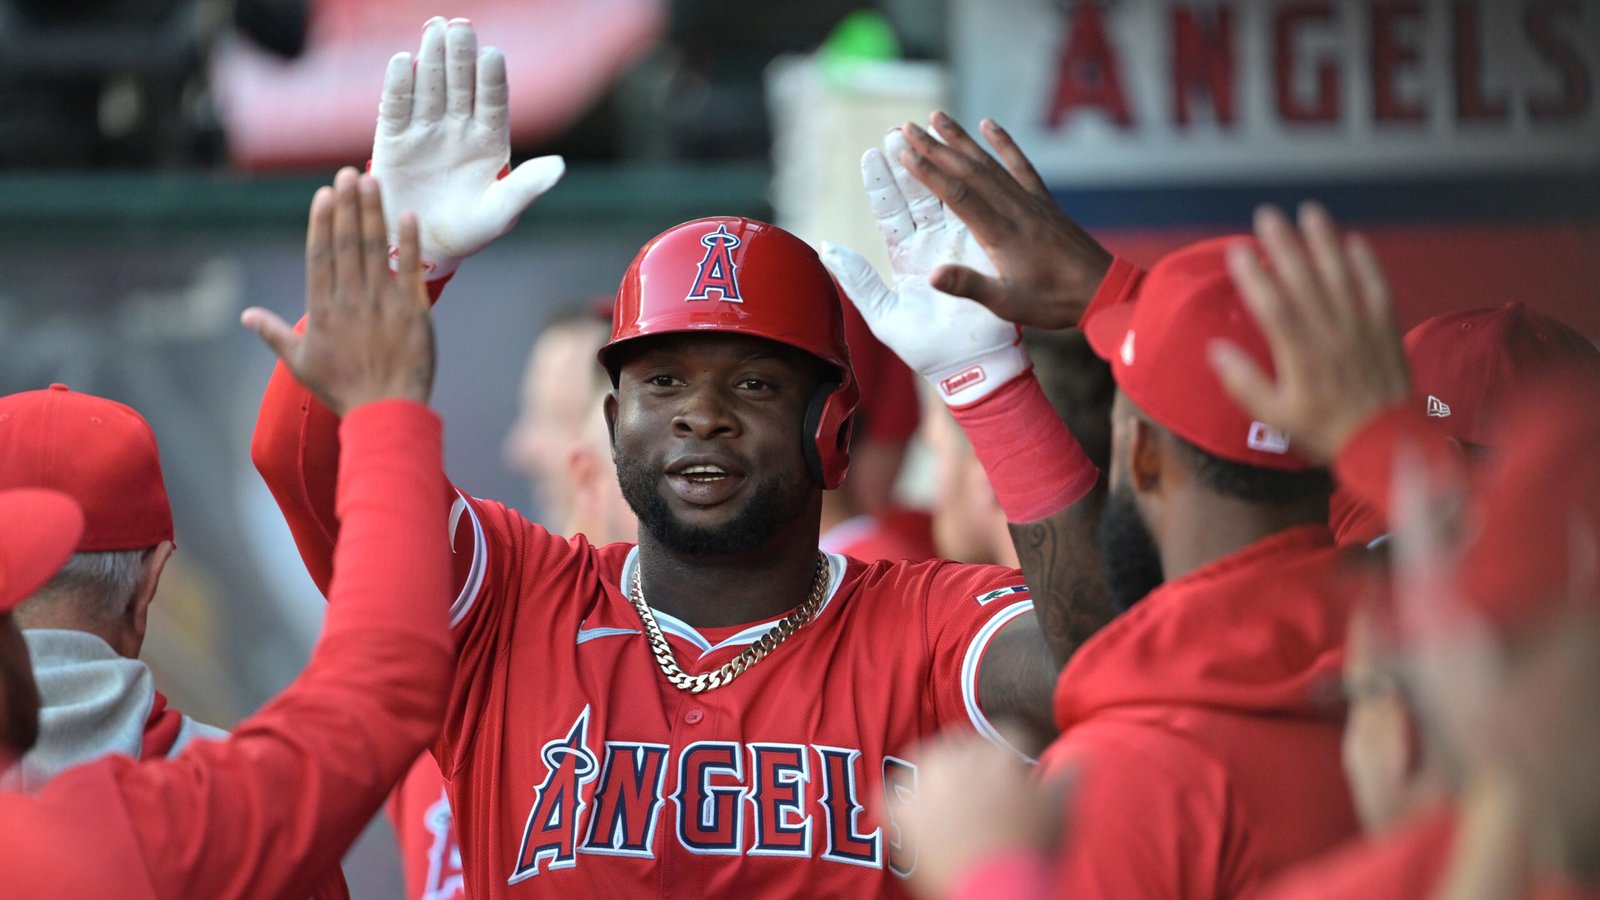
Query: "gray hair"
15 549 146 628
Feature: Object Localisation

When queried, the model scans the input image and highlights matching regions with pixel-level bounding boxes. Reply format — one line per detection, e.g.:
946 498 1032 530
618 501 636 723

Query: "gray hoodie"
2 628 228 792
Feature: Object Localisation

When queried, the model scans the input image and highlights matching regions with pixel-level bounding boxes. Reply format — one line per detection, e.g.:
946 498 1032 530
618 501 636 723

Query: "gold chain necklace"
628 552 830 693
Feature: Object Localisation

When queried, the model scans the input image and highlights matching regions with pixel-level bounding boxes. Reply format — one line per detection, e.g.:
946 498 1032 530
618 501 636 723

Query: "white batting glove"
820 130 1027 407
371 17 566 280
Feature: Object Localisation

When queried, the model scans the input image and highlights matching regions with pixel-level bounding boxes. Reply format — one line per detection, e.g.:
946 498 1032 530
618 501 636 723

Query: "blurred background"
0 0 1595 894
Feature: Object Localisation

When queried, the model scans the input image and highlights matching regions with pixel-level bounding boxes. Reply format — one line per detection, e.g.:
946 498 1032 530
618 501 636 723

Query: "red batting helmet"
600 217 860 490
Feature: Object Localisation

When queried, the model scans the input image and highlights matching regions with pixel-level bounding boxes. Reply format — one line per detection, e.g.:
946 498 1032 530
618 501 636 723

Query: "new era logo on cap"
1426 395 1452 418
1247 421 1291 454
1120 330 1136 366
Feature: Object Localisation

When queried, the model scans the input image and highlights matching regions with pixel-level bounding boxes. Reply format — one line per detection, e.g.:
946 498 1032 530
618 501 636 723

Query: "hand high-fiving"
1208 203 1411 463
821 129 1028 408
241 168 435 415
896 112 1113 330
371 17 565 278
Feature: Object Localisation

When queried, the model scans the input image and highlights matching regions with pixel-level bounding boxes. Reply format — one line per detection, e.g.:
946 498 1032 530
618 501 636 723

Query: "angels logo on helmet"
686 224 744 303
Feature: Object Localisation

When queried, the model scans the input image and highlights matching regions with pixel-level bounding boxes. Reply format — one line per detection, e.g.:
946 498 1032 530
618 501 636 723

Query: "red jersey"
390 755 466 900
1 402 453 899
1039 525 1360 899
253 363 1041 899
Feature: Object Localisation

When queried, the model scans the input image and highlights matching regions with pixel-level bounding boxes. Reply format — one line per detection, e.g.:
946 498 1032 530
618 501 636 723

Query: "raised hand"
371 17 565 278
894 112 1112 330
1208 202 1411 463
820 129 1027 407
242 168 435 415
887 732 1069 899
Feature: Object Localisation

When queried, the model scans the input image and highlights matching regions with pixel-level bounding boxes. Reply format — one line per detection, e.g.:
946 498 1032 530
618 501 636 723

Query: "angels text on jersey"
508 707 918 885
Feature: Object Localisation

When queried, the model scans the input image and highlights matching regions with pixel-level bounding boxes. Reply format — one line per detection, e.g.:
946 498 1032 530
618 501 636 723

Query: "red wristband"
951 375 1099 523
1078 256 1145 331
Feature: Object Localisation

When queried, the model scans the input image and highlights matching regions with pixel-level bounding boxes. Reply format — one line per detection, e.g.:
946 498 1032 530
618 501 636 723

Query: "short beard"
1097 484 1165 612
0 660 39 757
617 457 811 557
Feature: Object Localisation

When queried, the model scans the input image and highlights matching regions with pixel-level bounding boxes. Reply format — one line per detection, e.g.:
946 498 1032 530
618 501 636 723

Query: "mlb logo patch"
1247 421 1291 454
686 224 743 302
975 585 1030 606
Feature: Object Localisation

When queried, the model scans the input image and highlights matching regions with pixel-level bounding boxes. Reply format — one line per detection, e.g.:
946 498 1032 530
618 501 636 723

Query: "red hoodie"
1036 524 1360 899
1250 806 1456 900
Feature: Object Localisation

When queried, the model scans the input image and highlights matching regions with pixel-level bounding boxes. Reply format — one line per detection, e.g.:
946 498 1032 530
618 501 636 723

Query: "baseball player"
1229 297 1600 897
841 115 1388 895
251 18 1105 898
0 385 228 793
389 307 636 900
0 169 451 898
1330 303 1600 547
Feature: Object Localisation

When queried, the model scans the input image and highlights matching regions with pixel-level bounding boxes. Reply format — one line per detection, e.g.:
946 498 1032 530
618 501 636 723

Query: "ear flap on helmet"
805 383 854 490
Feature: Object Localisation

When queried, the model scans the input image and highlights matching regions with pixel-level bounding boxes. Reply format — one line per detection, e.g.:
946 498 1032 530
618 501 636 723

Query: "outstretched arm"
26 171 454 900
894 113 1114 331
821 128 1109 733
252 17 564 595
1208 203 1456 515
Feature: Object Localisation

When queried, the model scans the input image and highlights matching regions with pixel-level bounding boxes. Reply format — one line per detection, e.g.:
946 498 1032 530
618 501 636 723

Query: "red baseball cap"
1084 236 1313 470
1452 375 1600 634
1404 304 1600 449
0 385 175 551
0 488 84 613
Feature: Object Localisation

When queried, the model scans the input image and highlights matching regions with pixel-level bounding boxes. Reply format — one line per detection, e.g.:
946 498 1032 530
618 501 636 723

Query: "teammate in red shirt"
1328 303 1600 547
1221 243 1600 898
253 19 1105 900
844 117 1382 898
389 306 632 900
0 170 453 898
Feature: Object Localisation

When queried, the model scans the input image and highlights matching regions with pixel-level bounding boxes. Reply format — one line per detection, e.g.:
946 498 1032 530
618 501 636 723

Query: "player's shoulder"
842 555 1030 607
1044 712 1235 815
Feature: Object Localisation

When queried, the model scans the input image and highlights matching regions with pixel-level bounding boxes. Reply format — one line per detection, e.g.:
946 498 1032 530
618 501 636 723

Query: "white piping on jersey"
575 626 643 645
448 492 489 629
617 546 847 659
961 599 1037 765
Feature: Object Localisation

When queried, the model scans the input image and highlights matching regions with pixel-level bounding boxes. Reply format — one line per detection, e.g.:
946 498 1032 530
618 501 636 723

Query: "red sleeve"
103 401 455 899
430 496 599 775
923 563 1038 755
251 280 457 598
1332 405 1463 523
1077 256 1145 331
252 345 345 595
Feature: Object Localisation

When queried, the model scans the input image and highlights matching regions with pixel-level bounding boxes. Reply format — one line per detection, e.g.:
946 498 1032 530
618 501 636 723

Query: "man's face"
0 614 40 759
1098 391 1165 610
608 333 823 556
503 321 609 518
